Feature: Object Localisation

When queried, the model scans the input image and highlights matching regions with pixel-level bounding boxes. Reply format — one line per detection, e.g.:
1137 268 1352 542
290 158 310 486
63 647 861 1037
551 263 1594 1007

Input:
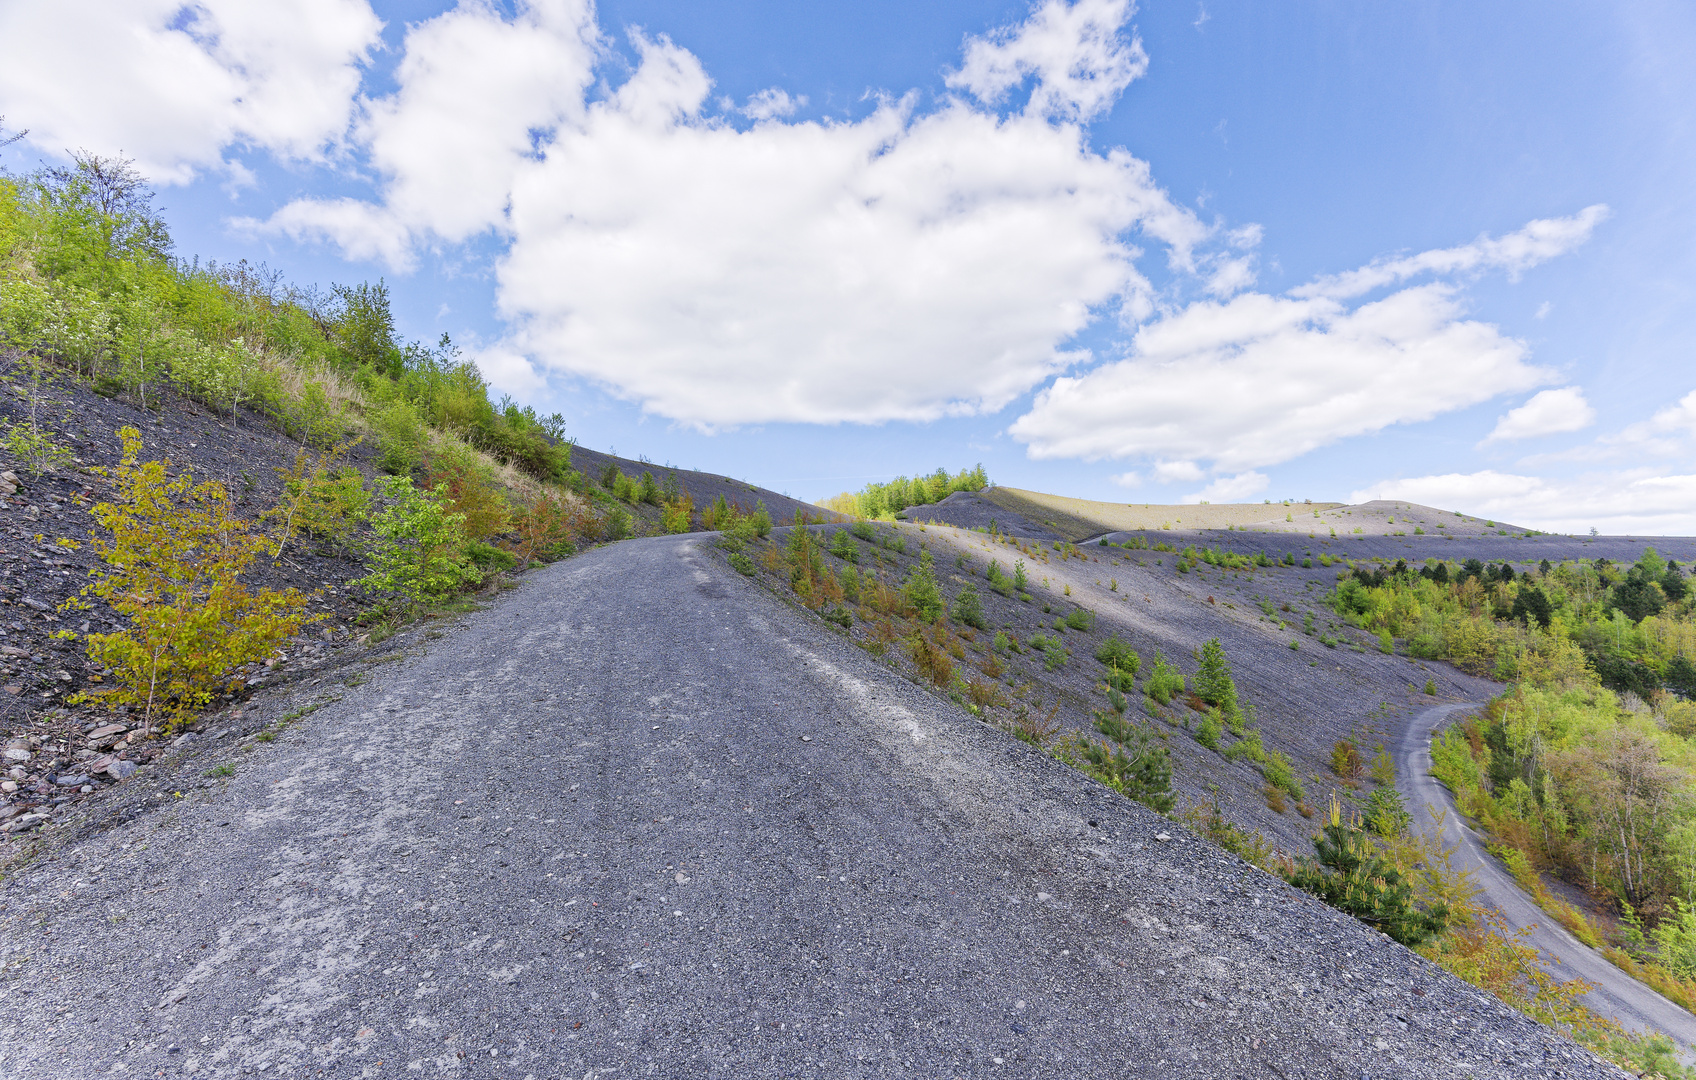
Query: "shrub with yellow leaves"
71 427 316 731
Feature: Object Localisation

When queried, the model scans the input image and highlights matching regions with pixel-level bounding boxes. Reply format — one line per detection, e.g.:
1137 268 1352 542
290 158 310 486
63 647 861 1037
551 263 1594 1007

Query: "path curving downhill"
1397 703 1696 1053
0 538 1629 1078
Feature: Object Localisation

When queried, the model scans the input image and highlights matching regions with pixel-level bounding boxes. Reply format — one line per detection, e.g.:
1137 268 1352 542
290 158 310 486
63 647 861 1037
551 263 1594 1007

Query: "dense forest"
1328 551 1696 999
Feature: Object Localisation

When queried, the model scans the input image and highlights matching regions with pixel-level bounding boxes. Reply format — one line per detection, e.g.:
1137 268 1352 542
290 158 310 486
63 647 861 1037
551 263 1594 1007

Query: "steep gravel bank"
0 534 1624 1078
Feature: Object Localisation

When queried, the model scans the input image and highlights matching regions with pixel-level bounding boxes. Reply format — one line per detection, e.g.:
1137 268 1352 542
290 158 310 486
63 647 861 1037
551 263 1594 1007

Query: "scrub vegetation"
820 464 988 520
0 153 730 730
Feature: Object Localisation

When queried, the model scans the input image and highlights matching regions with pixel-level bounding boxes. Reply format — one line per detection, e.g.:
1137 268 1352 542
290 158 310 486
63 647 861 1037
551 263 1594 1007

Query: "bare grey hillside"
0 535 1624 1078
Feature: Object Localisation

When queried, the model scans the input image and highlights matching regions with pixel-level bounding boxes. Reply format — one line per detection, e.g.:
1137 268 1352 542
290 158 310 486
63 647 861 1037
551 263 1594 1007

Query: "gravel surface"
0 533 1625 1078
734 520 1503 856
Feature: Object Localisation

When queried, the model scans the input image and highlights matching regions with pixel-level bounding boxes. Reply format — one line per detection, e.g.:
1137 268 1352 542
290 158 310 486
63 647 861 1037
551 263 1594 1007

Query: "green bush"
1284 811 1448 947
1029 634 1068 671
1073 729 1173 813
603 507 633 541
466 539 518 572
992 631 1012 652
1095 635 1140 675
356 477 478 606
951 584 988 629
369 398 429 475
1145 653 1185 704
1262 751 1304 801
1196 709 1222 751
728 551 756 576
904 550 945 621
1064 607 1095 632
1363 787 1412 837
750 502 773 539
839 565 861 602
852 520 876 542
828 529 859 562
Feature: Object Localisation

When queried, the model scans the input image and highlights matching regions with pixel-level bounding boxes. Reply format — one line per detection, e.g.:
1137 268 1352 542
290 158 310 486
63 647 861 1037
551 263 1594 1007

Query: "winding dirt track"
1397 703 1696 1054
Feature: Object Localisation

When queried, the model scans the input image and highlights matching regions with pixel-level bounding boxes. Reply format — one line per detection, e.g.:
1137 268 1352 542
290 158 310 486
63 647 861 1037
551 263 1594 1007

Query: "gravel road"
1397 704 1696 1054
0 536 1626 1078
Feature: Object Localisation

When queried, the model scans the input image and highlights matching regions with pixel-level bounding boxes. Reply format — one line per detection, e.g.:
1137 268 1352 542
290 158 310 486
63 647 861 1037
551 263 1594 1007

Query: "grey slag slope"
0 538 1623 1079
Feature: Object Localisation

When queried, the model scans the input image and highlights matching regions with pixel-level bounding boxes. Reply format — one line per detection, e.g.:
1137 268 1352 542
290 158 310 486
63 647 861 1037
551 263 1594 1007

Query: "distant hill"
902 486 1541 544
568 444 842 526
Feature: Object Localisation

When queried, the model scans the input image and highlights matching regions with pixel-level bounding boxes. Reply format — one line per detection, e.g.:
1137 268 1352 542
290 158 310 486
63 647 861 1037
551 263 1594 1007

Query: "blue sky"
2 1 1693 531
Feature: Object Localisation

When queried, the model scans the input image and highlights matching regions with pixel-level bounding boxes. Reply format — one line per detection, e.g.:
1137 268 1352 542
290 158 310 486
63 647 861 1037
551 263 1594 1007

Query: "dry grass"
979 487 1344 541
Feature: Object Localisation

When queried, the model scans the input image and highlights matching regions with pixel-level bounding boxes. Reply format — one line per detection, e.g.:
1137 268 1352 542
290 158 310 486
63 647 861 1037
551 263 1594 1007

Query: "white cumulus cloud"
0 0 381 183
257 0 602 267
742 88 805 120
237 0 1215 422
1009 208 1606 474
947 0 1147 121
1481 386 1595 443
1182 471 1268 504
1010 281 1554 470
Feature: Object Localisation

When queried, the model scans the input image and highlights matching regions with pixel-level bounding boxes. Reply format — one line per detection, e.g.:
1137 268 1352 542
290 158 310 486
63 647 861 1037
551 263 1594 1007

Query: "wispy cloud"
1291 206 1610 301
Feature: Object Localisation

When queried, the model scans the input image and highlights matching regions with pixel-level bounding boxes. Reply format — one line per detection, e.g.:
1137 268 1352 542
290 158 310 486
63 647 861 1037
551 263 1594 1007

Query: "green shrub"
728 551 756 576
1102 664 1136 693
1145 653 1185 704
1029 634 1068 671
1363 787 1412 837
829 529 859 562
951 584 987 629
1014 560 1028 591
839 565 861 602
356 476 478 606
1224 727 1267 764
1262 751 1304 801
750 502 773 539
1071 729 1174 813
822 605 852 629
1196 709 1222 750
466 539 518 572
1378 628 1394 654
1283 807 1448 947
661 494 693 534
1095 635 1140 675
1424 678 1437 695
73 427 313 728
852 520 876 542
904 549 945 621
992 630 1012 652
1192 638 1241 723
602 507 633 541
1064 607 1095 632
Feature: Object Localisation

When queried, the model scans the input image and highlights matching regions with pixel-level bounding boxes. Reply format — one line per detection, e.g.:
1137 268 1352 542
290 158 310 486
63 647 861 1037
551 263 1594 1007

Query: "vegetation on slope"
820 464 988 520
0 153 644 729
